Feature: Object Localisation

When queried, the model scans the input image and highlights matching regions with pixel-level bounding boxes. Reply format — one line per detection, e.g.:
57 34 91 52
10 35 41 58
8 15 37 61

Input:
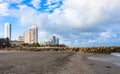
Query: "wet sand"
0 51 119 74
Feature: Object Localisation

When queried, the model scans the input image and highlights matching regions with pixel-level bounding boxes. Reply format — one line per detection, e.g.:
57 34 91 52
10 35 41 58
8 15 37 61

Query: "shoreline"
62 52 120 74
0 51 120 74
83 53 120 74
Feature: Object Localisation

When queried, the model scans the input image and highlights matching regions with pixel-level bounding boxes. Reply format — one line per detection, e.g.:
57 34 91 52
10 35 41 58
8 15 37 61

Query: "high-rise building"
24 31 30 43
24 25 38 44
56 38 59 45
29 25 38 44
5 23 11 40
49 35 59 45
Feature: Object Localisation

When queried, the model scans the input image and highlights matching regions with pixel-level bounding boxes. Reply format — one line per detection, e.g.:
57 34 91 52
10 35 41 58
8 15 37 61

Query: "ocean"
88 53 120 66
0 50 19 53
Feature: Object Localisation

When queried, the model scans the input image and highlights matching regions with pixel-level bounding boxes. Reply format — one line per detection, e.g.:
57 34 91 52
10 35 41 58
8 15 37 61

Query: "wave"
111 53 120 57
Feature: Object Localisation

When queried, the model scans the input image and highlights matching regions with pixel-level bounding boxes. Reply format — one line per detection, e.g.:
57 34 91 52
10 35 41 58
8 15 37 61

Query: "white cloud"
31 0 41 9
0 0 23 16
0 3 9 16
47 0 61 5
0 0 3 2
39 31 50 41
46 0 62 11
53 0 120 46
6 0 23 4
3 0 120 31
88 30 116 43
18 5 48 27
99 30 116 39
49 0 120 29
0 0 23 4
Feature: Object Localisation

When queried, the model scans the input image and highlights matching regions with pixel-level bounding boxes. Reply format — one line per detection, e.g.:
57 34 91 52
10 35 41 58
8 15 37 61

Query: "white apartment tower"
24 31 30 43
29 26 38 44
5 23 11 40
24 25 38 44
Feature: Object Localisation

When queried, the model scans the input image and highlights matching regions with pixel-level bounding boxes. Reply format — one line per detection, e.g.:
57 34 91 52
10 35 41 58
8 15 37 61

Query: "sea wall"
2 46 120 53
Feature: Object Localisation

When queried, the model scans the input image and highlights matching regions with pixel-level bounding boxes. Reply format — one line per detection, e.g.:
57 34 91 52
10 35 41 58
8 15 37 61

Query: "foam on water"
0 50 18 53
111 53 120 57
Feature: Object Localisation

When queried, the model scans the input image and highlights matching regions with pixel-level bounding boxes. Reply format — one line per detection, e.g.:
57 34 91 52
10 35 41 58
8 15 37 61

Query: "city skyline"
0 0 120 46
2 23 60 46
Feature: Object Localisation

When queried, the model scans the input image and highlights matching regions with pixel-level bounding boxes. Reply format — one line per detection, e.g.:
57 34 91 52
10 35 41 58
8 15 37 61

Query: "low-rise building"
0 38 10 48
11 40 25 47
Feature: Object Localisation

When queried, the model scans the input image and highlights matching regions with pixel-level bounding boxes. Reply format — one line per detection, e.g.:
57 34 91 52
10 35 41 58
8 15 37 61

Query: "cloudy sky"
0 0 120 46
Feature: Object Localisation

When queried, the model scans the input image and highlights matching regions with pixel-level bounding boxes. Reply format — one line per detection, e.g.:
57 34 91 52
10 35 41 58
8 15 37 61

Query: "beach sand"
0 51 119 74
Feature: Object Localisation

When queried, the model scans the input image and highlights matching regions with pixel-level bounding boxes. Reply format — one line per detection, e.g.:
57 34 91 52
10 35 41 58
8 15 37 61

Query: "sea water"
111 53 120 57
88 53 120 66
0 50 18 53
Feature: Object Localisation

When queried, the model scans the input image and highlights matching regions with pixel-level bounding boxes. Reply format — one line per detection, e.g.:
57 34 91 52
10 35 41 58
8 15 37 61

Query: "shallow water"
0 50 19 53
111 53 120 57
88 53 120 66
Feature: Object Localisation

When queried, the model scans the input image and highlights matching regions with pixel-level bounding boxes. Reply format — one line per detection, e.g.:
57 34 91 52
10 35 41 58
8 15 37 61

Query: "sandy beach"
0 51 119 74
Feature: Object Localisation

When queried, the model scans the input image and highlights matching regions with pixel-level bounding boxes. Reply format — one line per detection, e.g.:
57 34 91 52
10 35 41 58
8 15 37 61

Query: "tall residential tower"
5 23 11 40
24 25 38 44
29 25 38 44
